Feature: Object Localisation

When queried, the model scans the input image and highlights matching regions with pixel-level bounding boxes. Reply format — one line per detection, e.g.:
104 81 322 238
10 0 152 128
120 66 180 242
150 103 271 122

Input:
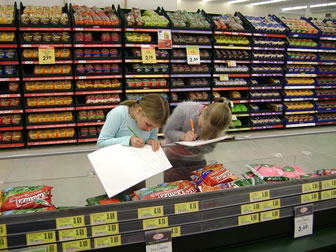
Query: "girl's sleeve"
96 109 131 148
148 127 159 141
163 104 185 142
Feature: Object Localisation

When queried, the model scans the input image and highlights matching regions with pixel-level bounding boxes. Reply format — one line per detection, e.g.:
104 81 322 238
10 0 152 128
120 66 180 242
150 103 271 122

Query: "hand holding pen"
128 126 145 148
180 119 197 141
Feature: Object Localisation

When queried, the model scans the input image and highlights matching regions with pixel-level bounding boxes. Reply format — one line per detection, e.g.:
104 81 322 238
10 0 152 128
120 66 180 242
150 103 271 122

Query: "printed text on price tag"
39 45 55 64
141 46 157 64
294 204 314 238
186 46 200 65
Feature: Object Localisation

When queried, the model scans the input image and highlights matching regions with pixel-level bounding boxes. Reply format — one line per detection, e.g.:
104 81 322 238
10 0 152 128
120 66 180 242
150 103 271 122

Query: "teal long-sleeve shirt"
97 105 158 149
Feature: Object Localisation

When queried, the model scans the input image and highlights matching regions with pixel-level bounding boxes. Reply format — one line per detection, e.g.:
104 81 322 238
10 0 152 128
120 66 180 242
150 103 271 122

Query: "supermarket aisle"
1 127 336 207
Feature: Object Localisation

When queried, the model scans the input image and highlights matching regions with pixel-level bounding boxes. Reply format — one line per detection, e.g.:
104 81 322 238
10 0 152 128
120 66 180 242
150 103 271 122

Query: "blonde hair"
120 94 169 127
199 97 232 140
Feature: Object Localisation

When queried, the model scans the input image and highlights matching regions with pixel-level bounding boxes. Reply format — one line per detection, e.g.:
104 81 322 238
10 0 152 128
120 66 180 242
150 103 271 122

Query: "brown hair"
120 94 169 127
199 97 232 140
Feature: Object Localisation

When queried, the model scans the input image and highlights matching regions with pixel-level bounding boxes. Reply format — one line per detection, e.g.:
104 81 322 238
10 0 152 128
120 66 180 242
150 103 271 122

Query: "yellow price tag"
141 46 157 64
174 201 199 214
321 189 336 200
94 235 121 249
228 60 237 67
219 74 229 81
90 211 118 225
238 213 259 226
92 224 119 237
322 179 336 190
138 206 164 219
186 45 200 65
58 227 87 241
29 243 58 252
0 237 7 249
56 216 85 229
241 202 262 214
38 45 55 64
301 192 319 204
262 199 281 211
143 217 168 230
62 239 90 252
26 231 56 246
249 190 270 202
171 226 181 238
260 210 280 222
302 182 320 193
0 224 6 236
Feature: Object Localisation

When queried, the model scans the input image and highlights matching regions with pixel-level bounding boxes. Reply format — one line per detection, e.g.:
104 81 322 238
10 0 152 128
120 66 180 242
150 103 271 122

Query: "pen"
128 126 139 138
190 118 195 134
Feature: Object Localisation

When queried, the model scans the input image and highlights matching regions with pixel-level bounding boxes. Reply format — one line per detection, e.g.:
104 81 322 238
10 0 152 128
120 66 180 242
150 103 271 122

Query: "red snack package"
198 182 237 193
192 164 238 186
1 185 53 211
99 198 120 205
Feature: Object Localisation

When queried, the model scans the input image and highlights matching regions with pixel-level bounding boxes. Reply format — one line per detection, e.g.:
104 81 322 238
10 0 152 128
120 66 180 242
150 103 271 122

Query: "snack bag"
199 182 237 192
192 164 238 186
281 165 306 179
248 164 284 179
1 185 53 211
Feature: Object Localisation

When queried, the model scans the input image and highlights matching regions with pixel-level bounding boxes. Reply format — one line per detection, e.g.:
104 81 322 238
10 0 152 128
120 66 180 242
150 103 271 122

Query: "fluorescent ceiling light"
250 0 284 6
281 5 307 11
310 2 336 8
227 0 249 4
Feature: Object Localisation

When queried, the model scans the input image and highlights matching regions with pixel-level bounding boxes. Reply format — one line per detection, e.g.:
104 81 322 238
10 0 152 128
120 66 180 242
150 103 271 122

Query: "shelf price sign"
26 231 56 246
62 239 91 252
141 45 157 64
186 46 200 65
0 224 6 236
143 217 169 230
302 182 320 193
322 179 336 190
94 235 121 249
92 224 119 237
38 45 55 65
0 237 7 250
90 211 118 225
294 204 314 238
138 206 164 219
174 201 199 214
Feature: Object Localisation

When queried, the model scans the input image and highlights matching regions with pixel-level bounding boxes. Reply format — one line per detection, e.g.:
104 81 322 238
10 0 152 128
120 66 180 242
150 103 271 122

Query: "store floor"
1 126 336 207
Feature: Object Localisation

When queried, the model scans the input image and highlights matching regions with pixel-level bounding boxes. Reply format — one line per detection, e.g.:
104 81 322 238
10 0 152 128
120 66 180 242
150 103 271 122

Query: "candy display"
228 91 242 99
76 79 120 89
319 53 336 61
33 65 71 75
26 96 73 107
316 113 336 122
6 82 19 92
130 64 169 73
212 14 245 31
286 65 315 73
28 112 73 124
167 11 210 29
126 78 167 88
72 5 120 26
74 48 119 58
0 5 14 24
124 8 169 27
188 92 209 100
0 114 21 125
287 52 318 61
23 48 70 59
251 77 282 86
316 78 336 86
253 37 286 47
0 49 16 60
85 94 120 104
76 64 120 74
215 50 249 60
214 78 248 86
311 19 336 36
232 104 248 113
248 164 306 180
284 102 315 111
214 35 249 45
250 116 282 125
0 32 15 42
78 126 102 137
172 34 211 44
317 66 336 74
171 78 208 87
316 89 336 97
28 128 75 140
0 66 17 76
125 32 151 42
280 17 318 34
250 104 260 111
251 65 282 72
0 98 20 107
0 131 22 142
192 164 238 186
127 93 168 101
287 38 318 47
320 40 336 49
172 49 209 59
245 16 285 33
25 80 72 91
232 119 242 127
78 110 105 121
286 114 315 123
131 48 168 58
284 90 314 97
21 5 69 26
75 32 120 42
171 64 209 73
252 51 284 60
315 101 336 111
285 77 315 85
23 32 70 42
214 64 249 73
250 91 281 98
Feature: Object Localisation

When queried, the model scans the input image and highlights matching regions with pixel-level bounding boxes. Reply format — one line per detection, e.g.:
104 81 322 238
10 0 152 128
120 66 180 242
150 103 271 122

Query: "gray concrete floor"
1 126 335 207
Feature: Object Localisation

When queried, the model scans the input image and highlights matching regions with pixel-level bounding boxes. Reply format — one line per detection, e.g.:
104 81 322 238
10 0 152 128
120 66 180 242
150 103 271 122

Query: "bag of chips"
199 182 237 192
192 164 238 186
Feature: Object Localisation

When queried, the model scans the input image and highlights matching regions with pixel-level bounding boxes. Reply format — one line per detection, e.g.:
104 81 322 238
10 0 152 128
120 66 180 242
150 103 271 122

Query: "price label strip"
138 206 164 219
249 190 270 202
260 210 280 222
294 204 314 238
143 217 169 230
0 224 6 236
38 45 55 64
262 199 281 211
322 179 336 190
141 46 157 64
171 226 181 238
238 213 259 226
228 60 237 67
62 239 91 252
56 216 85 229
219 74 229 81
90 211 118 225
301 192 319 204
302 182 320 193
174 201 199 214
26 231 56 246
186 46 200 65
29 244 58 252
58 227 87 241
94 235 121 249
92 224 119 237
241 202 262 214
0 236 7 249
321 189 336 200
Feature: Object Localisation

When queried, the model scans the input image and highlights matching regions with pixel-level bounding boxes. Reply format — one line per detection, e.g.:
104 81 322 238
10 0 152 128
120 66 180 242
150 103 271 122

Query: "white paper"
88 145 172 198
294 215 313 238
176 135 234 147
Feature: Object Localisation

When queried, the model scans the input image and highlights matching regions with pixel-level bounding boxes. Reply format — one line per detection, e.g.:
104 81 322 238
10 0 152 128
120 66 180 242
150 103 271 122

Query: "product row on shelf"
1 3 336 148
